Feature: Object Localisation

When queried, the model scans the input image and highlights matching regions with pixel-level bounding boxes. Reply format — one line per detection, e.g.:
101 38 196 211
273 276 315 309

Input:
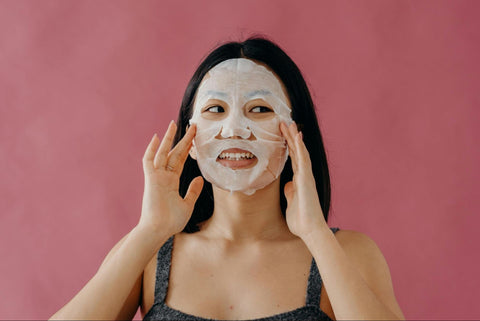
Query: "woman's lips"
216 148 257 169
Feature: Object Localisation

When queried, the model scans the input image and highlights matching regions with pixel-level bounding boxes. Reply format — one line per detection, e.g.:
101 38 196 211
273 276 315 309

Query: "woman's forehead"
201 59 278 85
197 58 291 107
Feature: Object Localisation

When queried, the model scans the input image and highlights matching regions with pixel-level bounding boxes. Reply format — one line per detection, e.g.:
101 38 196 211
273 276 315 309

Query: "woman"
50 37 405 321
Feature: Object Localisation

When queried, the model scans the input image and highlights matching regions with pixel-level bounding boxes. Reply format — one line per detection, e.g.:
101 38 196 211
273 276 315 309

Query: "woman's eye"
250 106 273 113
205 105 225 113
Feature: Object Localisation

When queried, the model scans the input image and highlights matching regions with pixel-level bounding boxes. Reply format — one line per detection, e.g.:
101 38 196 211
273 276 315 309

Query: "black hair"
173 35 331 233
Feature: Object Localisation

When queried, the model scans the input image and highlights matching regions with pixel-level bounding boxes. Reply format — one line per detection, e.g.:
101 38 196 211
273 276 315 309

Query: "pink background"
1 0 479 320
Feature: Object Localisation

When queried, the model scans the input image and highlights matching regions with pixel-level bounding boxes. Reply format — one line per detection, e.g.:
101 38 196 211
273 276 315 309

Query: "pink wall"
1 0 479 319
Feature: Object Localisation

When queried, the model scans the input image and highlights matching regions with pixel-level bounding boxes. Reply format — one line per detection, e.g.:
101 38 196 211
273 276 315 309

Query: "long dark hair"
173 36 331 233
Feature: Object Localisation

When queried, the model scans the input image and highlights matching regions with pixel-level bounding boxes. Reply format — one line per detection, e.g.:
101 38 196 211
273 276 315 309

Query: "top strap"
306 227 340 306
153 234 175 303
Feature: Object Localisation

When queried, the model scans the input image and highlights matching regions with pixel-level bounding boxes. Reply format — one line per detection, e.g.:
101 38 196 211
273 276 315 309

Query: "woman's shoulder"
331 227 406 320
332 228 394 292
333 228 383 258
333 227 370 242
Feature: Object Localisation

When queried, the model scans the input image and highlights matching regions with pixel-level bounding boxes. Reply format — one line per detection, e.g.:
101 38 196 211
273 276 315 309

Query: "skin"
51 60 402 321
141 121 330 320
138 61 405 320
140 119 405 320
141 66 332 319
186 61 295 243
51 60 405 320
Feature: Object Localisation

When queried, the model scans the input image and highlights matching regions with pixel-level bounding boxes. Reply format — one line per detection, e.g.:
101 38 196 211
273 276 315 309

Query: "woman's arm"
279 122 405 320
49 123 202 320
304 227 405 320
96 230 143 320
49 226 170 321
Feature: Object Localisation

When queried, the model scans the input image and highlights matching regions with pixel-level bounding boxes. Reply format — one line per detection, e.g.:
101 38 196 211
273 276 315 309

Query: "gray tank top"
143 227 340 321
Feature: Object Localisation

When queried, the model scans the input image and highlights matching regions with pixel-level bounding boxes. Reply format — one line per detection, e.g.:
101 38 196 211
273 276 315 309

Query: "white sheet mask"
189 58 293 195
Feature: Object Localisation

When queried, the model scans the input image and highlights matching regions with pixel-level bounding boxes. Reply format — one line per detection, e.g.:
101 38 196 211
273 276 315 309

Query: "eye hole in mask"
201 99 276 121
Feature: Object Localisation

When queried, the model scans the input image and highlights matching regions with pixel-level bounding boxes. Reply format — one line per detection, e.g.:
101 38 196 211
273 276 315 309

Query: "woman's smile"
216 148 258 169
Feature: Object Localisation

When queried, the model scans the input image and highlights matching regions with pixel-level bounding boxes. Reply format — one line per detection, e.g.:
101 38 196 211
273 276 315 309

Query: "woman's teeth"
218 152 255 160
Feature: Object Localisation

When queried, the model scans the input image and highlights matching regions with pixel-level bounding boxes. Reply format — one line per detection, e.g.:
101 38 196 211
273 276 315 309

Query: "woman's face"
189 58 293 195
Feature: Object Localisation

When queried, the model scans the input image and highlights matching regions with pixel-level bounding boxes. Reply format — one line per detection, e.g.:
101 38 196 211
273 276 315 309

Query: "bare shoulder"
333 229 405 320
333 228 392 280
333 229 378 254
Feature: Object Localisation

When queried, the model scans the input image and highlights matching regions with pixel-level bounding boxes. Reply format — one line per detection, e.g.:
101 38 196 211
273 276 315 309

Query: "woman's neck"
197 179 293 243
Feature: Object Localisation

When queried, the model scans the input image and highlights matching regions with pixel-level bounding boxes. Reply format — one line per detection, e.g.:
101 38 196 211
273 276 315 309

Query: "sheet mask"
189 58 293 195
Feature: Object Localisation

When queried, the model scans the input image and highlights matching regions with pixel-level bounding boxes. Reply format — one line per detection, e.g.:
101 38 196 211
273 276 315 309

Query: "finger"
294 130 312 175
289 122 307 173
183 176 204 212
280 122 298 172
166 123 197 173
280 122 297 171
284 181 294 204
143 133 160 172
280 122 295 155
154 120 177 169
288 121 299 139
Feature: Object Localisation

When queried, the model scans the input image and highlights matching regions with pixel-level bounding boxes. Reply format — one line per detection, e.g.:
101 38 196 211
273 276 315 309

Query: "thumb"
183 176 204 211
284 181 294 204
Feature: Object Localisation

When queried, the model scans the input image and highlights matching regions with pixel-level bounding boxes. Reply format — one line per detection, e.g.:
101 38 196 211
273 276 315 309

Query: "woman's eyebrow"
244 89 272 99
205 90 228 99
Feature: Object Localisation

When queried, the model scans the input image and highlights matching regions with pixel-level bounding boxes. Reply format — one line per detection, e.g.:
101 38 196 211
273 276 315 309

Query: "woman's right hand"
138 121 204 237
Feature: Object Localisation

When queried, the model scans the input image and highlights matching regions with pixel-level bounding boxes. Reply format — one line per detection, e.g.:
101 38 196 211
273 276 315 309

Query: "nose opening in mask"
219 125 252 139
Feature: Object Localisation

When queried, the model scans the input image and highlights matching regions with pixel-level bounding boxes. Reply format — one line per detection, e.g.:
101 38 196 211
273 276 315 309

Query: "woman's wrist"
132 223 173 247
300 221 332 248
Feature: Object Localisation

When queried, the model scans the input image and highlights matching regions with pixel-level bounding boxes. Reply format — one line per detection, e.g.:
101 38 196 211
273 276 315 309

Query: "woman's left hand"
280 122 329 240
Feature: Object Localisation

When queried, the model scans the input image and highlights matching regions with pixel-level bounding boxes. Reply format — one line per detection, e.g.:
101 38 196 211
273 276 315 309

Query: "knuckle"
169 155 178 165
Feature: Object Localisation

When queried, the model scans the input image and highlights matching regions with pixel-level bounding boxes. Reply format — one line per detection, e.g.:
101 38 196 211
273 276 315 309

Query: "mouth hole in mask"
216 148 258 170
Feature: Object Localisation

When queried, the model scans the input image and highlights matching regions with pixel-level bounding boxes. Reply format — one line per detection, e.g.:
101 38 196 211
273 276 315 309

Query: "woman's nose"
220 125 251 139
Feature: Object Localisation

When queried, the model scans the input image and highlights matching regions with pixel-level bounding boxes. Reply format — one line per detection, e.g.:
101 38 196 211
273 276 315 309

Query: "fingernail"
299 131 303 140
